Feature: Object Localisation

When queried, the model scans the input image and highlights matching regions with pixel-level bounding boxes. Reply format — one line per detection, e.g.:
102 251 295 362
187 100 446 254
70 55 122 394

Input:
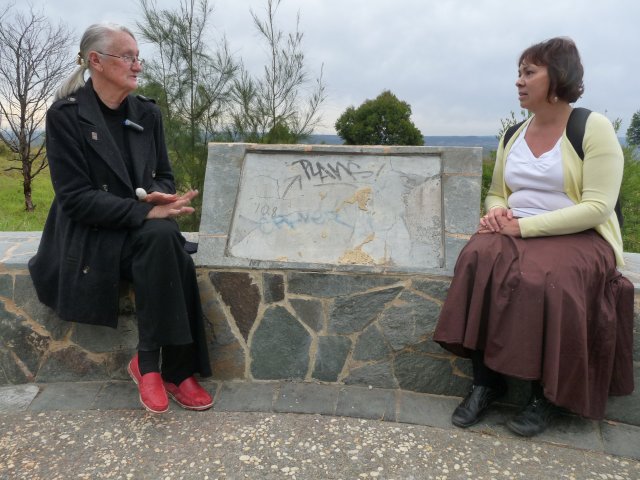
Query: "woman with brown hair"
434 37 634 437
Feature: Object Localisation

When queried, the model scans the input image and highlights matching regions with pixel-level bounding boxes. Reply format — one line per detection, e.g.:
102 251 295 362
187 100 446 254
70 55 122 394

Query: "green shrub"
620 147 640 252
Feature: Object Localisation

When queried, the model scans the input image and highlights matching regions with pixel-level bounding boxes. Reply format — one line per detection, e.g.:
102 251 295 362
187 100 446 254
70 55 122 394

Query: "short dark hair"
518 37 584 103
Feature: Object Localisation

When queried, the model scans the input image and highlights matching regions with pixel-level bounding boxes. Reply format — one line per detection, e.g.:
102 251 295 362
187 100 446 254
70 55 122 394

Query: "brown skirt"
433 230 634 419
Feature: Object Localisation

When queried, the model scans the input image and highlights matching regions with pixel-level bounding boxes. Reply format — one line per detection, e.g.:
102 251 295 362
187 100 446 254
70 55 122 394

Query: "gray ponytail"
54 23 136 101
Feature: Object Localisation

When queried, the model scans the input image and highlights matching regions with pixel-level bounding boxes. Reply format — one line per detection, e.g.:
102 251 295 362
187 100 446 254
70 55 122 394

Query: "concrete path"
1 381 639 479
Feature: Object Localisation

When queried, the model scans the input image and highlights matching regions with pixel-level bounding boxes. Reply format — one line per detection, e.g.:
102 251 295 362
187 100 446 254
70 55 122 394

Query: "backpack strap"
501 120 526 149
565 107 591 159
614 198 624 229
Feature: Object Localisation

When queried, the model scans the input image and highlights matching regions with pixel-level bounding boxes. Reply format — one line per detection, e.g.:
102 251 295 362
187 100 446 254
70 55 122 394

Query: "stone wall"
1 249 639 425
1 139 639 428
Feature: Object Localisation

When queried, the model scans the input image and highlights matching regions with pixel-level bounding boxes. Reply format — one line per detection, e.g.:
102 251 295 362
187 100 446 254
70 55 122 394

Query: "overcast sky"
17 0 640 135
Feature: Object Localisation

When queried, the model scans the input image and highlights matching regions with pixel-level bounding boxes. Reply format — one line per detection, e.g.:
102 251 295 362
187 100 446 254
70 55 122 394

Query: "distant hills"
306 134 499 156
306 134 628 156
423 136 499 150
307 133 499 149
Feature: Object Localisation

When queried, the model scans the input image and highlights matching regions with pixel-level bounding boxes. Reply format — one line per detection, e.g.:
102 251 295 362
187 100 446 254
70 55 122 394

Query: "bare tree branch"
0 5 74 211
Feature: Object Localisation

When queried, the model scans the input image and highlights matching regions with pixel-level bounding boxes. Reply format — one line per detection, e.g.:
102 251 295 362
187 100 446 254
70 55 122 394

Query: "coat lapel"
76 80 133 190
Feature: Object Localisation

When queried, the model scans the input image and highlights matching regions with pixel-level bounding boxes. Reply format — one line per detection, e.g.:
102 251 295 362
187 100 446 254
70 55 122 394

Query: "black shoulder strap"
565 107 591 159
501 120 526 149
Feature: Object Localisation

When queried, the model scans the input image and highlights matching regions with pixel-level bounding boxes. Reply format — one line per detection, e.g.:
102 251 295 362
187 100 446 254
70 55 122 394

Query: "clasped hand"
144 190 199 219
478 207 521 237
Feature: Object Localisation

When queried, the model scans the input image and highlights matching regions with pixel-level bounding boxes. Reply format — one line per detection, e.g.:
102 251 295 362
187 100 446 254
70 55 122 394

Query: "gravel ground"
1 410 639 480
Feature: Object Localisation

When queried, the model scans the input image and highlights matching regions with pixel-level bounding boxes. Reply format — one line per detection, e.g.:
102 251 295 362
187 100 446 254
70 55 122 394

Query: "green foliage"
262 122 298 144
626 109 640 146
224 0 326 144
610 116 623 134
620 146 640 252
480 158 495 215
137 0 238 231
335 90 423 146
137 0 325 228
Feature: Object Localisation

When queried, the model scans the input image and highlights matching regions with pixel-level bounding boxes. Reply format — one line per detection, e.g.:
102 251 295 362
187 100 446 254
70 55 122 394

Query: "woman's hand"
478 207 521 237
145 190 199 219
478 207 512 233
494 217 521 237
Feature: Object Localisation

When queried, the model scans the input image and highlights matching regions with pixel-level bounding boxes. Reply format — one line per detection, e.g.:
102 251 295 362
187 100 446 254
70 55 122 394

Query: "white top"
505 125 575 218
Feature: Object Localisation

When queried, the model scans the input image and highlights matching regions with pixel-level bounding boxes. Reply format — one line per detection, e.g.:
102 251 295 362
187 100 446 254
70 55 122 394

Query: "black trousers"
472 351 544 398
472 350 505 389
120 218 211 377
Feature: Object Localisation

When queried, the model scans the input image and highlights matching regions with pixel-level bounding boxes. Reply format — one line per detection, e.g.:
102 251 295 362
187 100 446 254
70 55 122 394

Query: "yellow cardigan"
486 111 625 266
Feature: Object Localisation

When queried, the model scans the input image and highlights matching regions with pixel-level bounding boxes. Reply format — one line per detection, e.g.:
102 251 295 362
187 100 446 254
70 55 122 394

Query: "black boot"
507 392 557 437
452 384 506 428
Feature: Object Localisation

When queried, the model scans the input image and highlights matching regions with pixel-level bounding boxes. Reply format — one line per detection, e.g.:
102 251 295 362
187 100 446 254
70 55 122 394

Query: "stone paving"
1 380 639 479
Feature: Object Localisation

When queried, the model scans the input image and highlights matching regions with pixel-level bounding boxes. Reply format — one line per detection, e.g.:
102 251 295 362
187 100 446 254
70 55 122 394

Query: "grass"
0 152 54 231
1 147 638 252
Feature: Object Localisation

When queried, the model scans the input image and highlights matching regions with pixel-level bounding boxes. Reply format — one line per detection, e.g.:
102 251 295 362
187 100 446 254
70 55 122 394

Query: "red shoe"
128 355 169 414
163 377 213 411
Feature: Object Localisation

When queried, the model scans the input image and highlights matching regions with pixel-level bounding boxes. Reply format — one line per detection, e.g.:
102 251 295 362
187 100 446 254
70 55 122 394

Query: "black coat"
29 79 176 327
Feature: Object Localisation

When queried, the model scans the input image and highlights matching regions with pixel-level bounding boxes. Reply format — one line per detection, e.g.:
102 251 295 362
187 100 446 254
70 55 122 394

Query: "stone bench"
1 231 638 427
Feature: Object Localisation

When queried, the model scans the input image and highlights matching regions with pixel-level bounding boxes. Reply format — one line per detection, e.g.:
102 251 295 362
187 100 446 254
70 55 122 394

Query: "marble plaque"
197 144 482 275
228 152 442 268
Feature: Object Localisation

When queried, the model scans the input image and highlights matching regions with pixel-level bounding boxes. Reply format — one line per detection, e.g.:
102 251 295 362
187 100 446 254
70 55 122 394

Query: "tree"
0 6 74 211
225 0 326 144
626 109 640 147
137 0 239 230
335 90 423 146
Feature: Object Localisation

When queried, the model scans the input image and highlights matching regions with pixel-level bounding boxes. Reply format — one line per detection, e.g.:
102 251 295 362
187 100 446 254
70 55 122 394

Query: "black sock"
531 381 545 399
138 349 160 375
472 350 506 390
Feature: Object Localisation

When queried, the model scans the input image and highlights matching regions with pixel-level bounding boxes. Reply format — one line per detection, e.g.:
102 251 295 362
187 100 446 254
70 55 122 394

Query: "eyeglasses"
97 51 144 66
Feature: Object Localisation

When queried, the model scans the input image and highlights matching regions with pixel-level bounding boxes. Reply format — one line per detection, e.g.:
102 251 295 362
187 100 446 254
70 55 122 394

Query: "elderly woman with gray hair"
29 23 213 413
